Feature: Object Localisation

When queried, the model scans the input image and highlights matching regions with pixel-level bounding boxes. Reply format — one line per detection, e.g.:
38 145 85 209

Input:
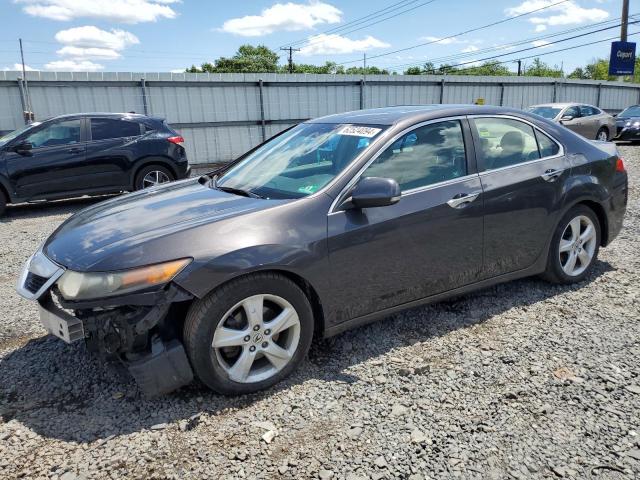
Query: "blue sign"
609 41 636 75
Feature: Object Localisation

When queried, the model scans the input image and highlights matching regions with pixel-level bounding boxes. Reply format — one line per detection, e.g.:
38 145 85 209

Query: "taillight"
616 157 626 172
167 136 185 147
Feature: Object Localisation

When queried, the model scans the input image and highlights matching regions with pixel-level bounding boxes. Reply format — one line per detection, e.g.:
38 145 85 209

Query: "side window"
579 105 598 117
563 106 580 118
25 120 81 148
91 118 141 141
473 117 540 171
363 120 467 192
535 130 560 158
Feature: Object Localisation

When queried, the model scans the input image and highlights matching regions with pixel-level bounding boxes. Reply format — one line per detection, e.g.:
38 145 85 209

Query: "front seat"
494 131 524 169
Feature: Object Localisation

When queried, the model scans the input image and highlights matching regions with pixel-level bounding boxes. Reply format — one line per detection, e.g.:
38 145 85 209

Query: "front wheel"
542 205 601 284
183 273 314 395
595 127 609 142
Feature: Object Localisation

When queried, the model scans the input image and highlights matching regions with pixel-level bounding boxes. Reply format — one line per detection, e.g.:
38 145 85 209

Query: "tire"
134 164 174 190
0 190 6 217
595 127 609 142
183 273 314 395
541 205 601 284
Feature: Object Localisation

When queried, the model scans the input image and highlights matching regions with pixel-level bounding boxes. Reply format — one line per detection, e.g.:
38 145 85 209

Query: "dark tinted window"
563 106 580 118
473 117 540 170
91 118 141 141
364 120 467 191
25 120 80 148
619 105 640 117
579 105 599 116
535 130 560 158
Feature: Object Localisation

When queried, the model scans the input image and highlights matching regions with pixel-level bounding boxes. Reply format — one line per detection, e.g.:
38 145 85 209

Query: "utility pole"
621 0 629 42
517 59 522 76
19 38 33 122
280 46 300 74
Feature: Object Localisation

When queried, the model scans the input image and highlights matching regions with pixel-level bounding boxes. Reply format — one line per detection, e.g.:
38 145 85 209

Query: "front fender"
173 242 329 302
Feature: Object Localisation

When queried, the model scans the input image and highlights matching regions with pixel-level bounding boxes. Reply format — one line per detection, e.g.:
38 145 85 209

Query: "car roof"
529 102 595 109
307 104 535 126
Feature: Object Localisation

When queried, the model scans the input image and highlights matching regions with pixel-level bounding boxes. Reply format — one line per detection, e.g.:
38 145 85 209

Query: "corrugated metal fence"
2 71 640 164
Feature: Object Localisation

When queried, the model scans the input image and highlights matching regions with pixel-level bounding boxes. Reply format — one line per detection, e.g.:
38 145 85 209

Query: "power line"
291 0 439 51
387 16 638 70
335 0 572 65
403 30 640 74
279 0 425 49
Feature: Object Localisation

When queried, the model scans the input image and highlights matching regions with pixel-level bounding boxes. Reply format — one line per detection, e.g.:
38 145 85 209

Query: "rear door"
327 118 484 322
85 117 144 189
470 115 569 278
5 118 86 200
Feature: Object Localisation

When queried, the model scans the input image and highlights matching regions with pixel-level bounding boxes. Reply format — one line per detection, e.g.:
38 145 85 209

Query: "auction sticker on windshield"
337 125 382 137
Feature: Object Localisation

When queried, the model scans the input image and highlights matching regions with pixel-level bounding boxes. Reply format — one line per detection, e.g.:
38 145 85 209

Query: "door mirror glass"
13 141 33 154
344 177 401 209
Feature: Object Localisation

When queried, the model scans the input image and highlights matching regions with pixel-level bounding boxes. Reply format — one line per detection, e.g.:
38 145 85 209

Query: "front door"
560 105 590 138
6 118 86 200
327 119 484 323
470 116 571 278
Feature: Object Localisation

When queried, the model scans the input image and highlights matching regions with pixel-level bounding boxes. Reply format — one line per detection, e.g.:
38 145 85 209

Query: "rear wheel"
542 205 601 284
134 165 174 190
596 127 609 142
183 273 314 395
0 190 6 217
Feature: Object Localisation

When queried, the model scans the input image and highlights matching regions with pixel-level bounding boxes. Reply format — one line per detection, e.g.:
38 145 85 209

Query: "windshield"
618 106 640 118
0 122 40 147
216 123 385 199
526 106 562 120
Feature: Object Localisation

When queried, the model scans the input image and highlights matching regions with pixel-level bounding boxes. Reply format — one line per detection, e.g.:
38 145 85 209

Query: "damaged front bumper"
17 251 196 396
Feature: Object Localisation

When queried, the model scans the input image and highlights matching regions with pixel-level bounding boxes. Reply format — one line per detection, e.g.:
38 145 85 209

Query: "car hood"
44 178 287 271
616 116 640 126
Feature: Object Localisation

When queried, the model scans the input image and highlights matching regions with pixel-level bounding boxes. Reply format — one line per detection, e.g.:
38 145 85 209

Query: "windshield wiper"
207 174 263 199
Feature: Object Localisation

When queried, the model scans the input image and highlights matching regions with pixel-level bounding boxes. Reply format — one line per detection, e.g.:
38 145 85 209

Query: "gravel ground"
0 147 639 480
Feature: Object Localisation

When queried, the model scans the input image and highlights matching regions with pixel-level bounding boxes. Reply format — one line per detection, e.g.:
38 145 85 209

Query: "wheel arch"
130 156 178 190
574 199 609 246
0 175 13 203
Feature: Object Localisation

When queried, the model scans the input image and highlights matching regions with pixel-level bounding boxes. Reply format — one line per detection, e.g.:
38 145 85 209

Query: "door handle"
67 147 83 154
447 192 480 208
541 168 564 182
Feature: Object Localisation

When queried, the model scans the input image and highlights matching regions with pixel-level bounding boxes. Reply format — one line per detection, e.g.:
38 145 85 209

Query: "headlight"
633 121 640 128
56 258 191 301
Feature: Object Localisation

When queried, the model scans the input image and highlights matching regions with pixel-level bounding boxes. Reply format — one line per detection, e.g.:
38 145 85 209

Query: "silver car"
526 103 615 141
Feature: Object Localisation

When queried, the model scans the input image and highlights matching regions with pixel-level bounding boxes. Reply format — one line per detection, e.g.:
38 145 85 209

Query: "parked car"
613 104 640 141
0 113 190 215
526 103 615 141
17 105 628 396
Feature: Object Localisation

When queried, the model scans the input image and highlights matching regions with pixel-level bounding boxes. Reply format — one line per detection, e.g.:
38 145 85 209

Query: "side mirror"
343 177 401 209
13 141 33 154
559 115 574 123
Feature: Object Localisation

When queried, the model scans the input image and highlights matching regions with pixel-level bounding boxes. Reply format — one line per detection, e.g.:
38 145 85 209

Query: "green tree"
404 66 422 75
187 45 279 73
523 58 563 78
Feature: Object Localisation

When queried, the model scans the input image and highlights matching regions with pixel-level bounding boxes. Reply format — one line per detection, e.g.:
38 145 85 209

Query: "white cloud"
505 0 608 30
531 40 552 48
55 26 139 50
462 45 479 53
299 33 389 55
221 1 342 36
3 63 38 71
16 0 179 23
420 36 461 45
52 26 139 66
44 59 104 71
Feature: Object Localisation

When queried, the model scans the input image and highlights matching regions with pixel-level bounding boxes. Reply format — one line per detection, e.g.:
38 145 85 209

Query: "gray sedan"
527 103 615 141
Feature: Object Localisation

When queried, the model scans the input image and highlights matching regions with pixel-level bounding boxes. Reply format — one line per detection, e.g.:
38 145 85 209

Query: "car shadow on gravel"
0 260 615 443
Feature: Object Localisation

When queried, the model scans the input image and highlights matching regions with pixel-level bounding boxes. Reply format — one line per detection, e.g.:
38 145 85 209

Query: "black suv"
0 113 190 215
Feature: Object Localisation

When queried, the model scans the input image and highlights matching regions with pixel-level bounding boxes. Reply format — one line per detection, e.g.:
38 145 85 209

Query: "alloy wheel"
142 170 171 188
596 130 608 141
559 215 597 276
212 294 301 383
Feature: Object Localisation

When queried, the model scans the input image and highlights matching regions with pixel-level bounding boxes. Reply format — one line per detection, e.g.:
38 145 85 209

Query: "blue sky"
0 0 629 74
